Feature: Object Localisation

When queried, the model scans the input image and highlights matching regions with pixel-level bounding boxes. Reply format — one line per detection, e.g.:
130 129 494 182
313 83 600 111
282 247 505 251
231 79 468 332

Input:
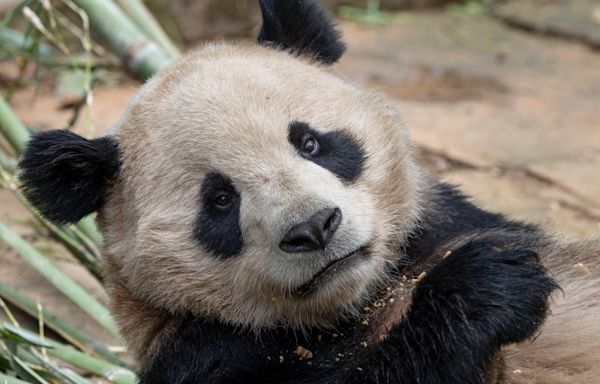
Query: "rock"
494 0 600 50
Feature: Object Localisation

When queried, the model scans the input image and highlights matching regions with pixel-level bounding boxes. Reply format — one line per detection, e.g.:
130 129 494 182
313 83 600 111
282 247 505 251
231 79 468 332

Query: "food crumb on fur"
575 262 592 276
295 346 313 359
411 271 427 285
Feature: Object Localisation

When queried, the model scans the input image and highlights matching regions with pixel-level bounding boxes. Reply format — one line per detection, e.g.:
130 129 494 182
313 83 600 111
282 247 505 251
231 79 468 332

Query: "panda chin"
293 244 372 298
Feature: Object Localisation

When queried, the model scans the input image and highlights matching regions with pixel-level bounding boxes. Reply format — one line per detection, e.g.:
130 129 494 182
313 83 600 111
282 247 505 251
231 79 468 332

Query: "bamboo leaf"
9 355 48 384
22 349 90 384
0 371 35 384
2 324 136 384
0 282 127 367
1 325 53 348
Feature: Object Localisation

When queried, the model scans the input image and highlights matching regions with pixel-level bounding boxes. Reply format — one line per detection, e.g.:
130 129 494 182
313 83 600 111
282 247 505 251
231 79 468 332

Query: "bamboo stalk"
40 344 135 384
0 283 126 367
70 0 172 80
3 324 136 384
0 149 16 174
0 95 102 249
0 220 120 339
114 0 179 58
74 217 102 248
0 95 29 154
0 171 102 280
0 371 34 384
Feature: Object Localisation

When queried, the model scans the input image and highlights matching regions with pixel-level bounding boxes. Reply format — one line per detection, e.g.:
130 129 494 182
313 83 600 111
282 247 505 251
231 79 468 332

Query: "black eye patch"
194 173 244 259
288 121 366 183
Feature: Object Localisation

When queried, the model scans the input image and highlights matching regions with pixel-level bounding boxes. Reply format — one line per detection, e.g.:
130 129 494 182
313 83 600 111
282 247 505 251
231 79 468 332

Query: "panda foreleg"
353 241 558 384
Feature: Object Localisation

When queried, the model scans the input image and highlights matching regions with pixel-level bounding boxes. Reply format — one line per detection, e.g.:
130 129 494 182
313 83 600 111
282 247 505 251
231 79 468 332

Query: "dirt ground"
1 7 599 350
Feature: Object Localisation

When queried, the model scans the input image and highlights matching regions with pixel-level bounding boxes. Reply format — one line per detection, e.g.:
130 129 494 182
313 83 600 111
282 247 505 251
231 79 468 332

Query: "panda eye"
301 134 320 156
213 191 233 210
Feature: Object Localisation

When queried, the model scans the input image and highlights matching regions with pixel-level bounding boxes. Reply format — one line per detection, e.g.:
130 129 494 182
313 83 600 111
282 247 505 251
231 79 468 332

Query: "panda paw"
411 241 558 347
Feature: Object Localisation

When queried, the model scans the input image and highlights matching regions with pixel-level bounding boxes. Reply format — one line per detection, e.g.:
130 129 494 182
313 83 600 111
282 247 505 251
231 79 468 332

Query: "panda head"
19 0 424 329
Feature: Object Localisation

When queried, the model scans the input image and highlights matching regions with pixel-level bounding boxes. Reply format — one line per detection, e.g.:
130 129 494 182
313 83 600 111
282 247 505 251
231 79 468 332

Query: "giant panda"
17 0 600 383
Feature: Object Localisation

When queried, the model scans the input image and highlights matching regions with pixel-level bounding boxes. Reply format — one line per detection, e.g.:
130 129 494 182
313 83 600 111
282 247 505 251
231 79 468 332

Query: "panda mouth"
294 244 371 297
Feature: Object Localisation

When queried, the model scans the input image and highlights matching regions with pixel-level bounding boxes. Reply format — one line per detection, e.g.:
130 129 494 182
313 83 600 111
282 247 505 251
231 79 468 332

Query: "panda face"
99 44 423 329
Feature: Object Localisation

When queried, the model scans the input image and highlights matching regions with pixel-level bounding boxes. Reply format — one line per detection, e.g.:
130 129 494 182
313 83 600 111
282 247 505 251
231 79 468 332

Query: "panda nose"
279 208 342 253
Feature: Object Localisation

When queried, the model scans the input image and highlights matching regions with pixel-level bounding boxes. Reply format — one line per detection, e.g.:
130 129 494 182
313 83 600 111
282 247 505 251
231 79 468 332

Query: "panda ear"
18 130 121 225
257 0 346 65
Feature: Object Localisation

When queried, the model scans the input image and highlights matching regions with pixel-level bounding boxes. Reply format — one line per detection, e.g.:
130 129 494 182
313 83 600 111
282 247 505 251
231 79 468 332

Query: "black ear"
257 0 346 65
18 130 121 224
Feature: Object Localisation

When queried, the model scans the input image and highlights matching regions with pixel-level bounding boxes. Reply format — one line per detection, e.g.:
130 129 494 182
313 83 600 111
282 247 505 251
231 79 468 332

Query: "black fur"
403 183 542 262
194 173 244 258
354 243 556 384
258 0 346 65
18 130 120 224
288 121 365 183
139 182 558 384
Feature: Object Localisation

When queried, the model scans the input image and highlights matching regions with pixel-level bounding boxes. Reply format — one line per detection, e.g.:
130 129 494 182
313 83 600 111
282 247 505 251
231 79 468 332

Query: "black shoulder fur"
19 130 120 224
258 0 346 64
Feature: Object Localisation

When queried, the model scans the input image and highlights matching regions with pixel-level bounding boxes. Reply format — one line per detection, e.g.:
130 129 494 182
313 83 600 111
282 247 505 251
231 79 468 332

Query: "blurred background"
0 0 599 382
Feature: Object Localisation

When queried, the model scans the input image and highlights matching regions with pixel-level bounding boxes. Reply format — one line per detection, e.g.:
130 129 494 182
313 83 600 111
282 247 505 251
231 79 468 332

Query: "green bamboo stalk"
41 343 135 384
74 217 102 247
0 149 16 174
0 220 120 339
3 325 136 384
0 282 126 367
70 0 172 80
0 371 34 384
114 0 179 58
0 95 102 249
0 95 29 154
0 171 102 280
